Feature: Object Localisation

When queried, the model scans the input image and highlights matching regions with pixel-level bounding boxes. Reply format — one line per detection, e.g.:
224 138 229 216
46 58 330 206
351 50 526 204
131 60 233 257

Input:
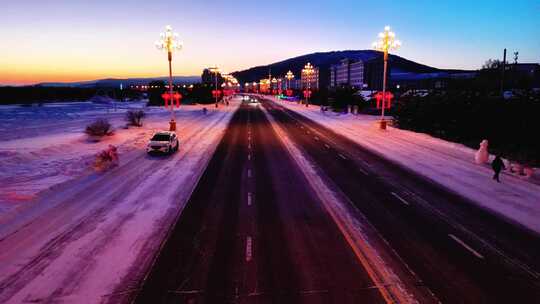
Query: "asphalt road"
262 98 540 303
134 102 386 304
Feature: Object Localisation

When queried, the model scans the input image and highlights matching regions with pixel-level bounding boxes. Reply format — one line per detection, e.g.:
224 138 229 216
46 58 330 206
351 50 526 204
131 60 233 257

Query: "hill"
37 76 201 88
231 50 471 86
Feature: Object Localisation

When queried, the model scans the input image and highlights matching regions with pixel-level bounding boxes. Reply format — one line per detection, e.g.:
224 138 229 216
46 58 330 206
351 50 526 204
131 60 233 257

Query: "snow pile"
0 99 240 303
270 97 540 234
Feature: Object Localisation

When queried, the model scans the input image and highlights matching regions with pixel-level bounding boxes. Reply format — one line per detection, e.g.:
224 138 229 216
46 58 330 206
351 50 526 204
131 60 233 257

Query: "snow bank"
0 99 240 303
270 97 540 235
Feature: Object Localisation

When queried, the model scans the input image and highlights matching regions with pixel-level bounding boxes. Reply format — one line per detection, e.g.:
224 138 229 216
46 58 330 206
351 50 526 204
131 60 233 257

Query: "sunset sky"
1 0 539 85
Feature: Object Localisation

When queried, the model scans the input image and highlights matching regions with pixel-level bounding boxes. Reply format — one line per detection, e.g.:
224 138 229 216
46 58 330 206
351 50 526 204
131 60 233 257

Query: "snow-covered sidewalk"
270 97 540 235
0 99 240 303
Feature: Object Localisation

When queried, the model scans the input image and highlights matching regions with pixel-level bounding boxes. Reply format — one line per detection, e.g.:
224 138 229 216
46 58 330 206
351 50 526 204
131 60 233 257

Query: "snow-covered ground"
270 97 540 235
0 99 240 303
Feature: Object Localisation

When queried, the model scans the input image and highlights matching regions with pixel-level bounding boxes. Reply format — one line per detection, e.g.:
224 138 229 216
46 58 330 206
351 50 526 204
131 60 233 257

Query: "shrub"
393 91 540 166
85 119 112 137
126 110 145 127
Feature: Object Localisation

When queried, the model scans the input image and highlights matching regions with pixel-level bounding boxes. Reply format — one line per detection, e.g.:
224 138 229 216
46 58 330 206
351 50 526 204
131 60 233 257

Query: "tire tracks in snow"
0 107 236 303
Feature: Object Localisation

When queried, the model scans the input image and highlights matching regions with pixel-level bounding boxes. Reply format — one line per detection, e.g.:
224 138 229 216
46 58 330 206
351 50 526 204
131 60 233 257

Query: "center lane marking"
448 234 485 259
247 169 252 178
246 236 253 262
390 192 410 206
247 192 252 206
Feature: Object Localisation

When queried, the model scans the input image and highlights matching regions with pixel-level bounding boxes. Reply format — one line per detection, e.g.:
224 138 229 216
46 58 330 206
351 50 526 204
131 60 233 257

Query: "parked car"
147 131 179 154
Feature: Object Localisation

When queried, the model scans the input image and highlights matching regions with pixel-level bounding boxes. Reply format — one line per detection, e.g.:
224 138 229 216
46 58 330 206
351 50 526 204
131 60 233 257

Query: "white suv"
147 131 179 154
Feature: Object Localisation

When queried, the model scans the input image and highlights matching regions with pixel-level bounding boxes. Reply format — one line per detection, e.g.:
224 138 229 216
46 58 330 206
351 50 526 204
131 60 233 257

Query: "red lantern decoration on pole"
173 92 182 108
161 92 171 109
303 89 312 99
286 89 293 97
375 91 394 109
212 89 222 98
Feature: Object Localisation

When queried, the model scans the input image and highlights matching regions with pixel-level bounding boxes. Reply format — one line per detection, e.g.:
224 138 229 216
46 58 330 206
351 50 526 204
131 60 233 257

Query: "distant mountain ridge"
36 76 201 88
231 50 472 84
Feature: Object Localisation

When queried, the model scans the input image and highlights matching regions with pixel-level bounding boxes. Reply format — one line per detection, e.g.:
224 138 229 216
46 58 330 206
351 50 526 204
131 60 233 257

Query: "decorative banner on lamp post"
173 92 182 108
375 91 394 109
303 89 312 99
212 89 222 98
161 92 171 109
286 89 293 97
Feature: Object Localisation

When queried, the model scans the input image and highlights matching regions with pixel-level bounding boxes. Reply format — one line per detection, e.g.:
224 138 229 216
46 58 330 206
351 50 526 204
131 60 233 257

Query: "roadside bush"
393 91 540 166
85 119 112 137
125 110 145 127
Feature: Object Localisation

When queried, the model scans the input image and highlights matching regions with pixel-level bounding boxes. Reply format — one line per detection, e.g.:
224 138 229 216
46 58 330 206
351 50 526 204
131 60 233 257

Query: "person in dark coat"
492 155 506 182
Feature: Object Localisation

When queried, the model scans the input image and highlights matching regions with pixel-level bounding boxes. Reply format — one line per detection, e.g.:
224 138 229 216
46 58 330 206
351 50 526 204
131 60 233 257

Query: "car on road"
147 131 179 154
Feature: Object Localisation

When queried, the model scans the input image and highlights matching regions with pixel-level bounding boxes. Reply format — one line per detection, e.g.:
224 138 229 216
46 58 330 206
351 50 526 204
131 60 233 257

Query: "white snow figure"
475 139 489 164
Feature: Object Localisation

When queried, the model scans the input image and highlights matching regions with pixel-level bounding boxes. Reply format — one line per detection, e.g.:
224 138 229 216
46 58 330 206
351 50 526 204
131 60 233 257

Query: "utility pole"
500 48 506 96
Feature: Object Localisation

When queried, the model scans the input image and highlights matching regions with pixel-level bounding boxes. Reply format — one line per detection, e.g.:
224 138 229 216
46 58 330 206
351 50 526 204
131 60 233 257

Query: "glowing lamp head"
156 25 182 53
373 25 401 53
286 70 294 80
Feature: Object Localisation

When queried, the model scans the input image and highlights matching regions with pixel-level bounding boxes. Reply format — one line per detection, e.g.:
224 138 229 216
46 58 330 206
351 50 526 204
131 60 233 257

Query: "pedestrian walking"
491 155 505 182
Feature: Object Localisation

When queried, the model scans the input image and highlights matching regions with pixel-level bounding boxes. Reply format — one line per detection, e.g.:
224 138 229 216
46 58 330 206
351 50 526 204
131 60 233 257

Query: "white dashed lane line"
448 234 485 259
246 236 253 262
390 192 410 206
247 192 252 206
338 153 347 160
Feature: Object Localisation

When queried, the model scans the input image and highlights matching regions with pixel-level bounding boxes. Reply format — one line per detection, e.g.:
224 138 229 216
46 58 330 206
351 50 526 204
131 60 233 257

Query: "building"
330 59 365 89
363 58 384 90
301 66 319 90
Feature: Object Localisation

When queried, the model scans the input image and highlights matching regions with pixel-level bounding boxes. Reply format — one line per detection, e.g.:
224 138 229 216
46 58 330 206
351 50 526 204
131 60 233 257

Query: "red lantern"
173 92 182 108
286 89 293 96
278 89 282 95
303 90 312 98
212 89 222 98
161 92 171 108
375 91 394 109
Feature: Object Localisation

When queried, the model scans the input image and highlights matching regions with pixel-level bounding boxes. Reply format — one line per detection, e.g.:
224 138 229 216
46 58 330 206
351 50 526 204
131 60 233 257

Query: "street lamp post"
209 66 220 108
155 25 182 131
286 70 294 96
302 63 315 107
285 70 294 90
373 25 401 130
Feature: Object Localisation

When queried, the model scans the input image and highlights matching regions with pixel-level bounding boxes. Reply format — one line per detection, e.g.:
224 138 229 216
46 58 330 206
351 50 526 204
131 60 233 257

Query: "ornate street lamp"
373 25 401 130
286 70 294 96
302 63 315 107
271 77 277 95
209 66 221 107
155 25 182 131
